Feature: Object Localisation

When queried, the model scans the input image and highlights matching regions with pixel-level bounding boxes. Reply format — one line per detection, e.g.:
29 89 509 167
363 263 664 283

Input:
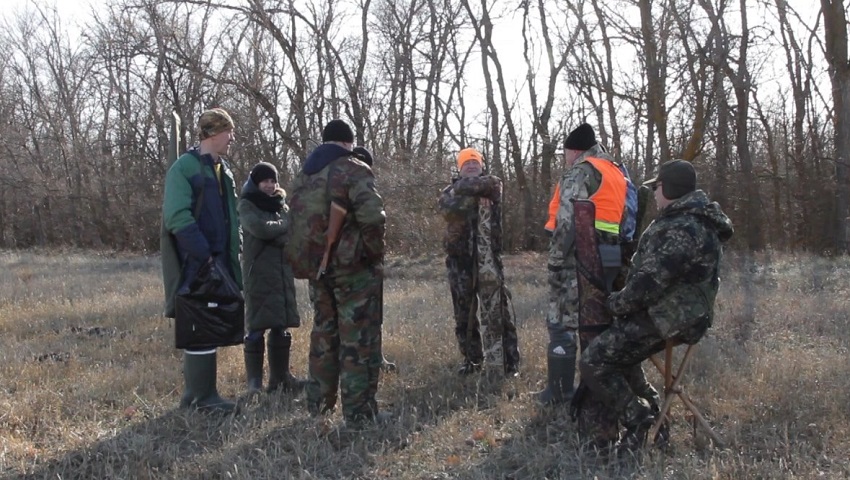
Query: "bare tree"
821 0 850 252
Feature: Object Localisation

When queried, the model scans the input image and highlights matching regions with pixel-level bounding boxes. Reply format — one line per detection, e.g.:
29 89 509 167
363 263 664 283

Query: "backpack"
616 163 639 243
284 167 334 279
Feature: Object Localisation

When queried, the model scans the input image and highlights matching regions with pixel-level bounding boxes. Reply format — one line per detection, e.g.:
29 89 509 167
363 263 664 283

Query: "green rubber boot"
179 351 237 414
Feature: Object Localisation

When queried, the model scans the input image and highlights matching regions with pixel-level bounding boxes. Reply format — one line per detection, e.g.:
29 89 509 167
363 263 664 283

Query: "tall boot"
244 337 265 394
179 351 237 414
537 342 576 405
267 330 305 393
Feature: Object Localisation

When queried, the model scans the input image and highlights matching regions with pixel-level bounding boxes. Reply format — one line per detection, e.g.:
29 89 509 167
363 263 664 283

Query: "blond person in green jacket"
161 108 241 413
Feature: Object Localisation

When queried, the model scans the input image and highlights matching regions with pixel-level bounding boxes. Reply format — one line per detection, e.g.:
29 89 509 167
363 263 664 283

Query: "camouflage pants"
306 268 383 423
545 258 579 346
579 311 663 428
446 255 520 368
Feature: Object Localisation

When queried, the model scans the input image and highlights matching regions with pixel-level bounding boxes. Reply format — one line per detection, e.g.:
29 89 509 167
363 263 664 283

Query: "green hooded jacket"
160 148 242 318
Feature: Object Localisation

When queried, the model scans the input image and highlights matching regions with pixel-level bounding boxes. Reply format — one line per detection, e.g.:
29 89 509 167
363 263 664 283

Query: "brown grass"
1 250 849 479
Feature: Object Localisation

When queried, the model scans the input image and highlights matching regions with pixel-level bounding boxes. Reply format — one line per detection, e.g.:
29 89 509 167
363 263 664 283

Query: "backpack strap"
188 150 206 221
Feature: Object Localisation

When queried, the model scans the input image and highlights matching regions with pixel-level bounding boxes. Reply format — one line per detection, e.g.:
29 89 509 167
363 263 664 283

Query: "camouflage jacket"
607 190 734 341
288 144 385 278
438 174 502 257
548 145 610 269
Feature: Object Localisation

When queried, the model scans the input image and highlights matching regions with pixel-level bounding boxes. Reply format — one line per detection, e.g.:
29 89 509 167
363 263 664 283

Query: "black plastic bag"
175 259 244 349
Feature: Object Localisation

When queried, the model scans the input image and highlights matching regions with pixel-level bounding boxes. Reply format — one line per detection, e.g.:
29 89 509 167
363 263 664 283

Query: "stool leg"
649 344 725 449
649 344 694 445
678 390 726 448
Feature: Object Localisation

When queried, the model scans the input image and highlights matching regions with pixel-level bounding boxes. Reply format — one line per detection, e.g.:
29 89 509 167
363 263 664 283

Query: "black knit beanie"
352 146 374 166
322 119 355 143
249 162 278 185
564 123 596 151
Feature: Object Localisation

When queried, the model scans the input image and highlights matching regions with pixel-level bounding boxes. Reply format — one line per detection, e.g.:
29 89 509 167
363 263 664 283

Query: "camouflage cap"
197 108 234 140
643 159 696 199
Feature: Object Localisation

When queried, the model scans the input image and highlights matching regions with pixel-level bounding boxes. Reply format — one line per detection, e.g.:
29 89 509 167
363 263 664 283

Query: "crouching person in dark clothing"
239 162 304 394
579 160 733 451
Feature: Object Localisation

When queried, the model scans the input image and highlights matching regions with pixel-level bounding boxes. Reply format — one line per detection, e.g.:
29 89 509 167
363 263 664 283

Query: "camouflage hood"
659 190 734 243
608 188 732 343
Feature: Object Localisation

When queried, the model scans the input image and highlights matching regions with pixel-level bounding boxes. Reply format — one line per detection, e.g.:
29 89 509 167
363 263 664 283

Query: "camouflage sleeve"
330 161 386 263
547 166 591 268
438 184 457 213
607 224 698 315
449 175 502 202
438 183 476 218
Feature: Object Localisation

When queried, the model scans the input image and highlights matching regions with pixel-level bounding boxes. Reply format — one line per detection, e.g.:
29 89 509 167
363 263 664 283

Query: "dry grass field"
1 250 849 479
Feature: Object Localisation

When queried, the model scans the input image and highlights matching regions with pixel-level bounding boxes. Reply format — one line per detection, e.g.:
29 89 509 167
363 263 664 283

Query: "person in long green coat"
161 108 242 413
238 162 304 394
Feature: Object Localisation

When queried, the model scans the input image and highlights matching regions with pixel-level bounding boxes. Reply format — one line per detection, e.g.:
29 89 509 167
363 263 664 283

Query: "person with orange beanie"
438 148 521 376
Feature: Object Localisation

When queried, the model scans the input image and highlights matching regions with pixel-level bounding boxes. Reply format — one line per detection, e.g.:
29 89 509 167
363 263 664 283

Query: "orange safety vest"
584 156 627 235
544 183 559 232
544 157 626 235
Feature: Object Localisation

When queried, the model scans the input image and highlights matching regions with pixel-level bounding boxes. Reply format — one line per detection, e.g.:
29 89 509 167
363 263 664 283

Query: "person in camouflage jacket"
579 159 734 450
541 123 630 406
439 148 520 376
291 120 387 429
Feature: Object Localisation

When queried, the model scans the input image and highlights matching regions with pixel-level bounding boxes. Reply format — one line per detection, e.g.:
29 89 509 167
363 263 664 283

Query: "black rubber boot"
267 330 305 393
179 351 237 414
537 343 576 405
244 337 265 394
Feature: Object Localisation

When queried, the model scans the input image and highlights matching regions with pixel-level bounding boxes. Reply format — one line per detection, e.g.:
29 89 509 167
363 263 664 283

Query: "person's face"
563 149 581 167
653 181 672 209
211 129 235 156
258 178 277 196
459 160 483 177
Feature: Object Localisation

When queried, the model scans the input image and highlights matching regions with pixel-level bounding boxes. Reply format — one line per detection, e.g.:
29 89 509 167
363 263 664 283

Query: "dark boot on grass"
267 330 305 393
244 337 265 394
179 351 237 414
537 342 576 405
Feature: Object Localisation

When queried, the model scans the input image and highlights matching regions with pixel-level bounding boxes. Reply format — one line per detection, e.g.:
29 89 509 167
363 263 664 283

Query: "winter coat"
161 147 242 318
438 174 503 257
607 189 734 343
287 143 385 278
238 179 301 331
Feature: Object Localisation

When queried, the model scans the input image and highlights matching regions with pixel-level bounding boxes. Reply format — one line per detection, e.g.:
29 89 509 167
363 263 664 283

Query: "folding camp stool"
648 339 724 448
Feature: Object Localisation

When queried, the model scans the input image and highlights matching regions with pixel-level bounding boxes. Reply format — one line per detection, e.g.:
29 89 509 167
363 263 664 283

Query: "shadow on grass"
15 406 244 479
14 358 519 479
188 361 517 479
446 401 652 480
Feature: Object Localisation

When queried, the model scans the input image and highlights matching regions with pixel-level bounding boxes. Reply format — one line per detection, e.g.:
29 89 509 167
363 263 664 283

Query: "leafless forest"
0 0 847 254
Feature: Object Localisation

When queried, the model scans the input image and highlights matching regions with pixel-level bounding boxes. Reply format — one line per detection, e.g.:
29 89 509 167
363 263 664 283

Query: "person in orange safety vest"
538 123 633 406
